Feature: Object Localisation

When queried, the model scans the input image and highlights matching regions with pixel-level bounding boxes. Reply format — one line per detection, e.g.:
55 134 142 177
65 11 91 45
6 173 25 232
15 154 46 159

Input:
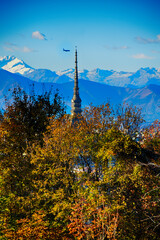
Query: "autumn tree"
68 179 119 240
0 87 66 237
142 120 160 156
26 104 146 238
0 101 160 239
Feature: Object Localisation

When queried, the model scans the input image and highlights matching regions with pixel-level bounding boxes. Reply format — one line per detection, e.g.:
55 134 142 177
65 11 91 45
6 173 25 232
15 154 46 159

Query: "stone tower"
71 47 82 122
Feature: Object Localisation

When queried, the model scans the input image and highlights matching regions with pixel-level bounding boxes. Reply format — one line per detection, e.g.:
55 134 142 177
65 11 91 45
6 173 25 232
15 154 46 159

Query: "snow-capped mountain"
24 69 59 83
57 68 160 87
56 68 117 83
1 56 160 88
25 69 72 83
0 56 34 75
128 67 160 87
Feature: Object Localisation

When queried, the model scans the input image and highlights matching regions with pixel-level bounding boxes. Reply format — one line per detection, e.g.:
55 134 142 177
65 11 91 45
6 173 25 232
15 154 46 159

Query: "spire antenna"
71 47 82 123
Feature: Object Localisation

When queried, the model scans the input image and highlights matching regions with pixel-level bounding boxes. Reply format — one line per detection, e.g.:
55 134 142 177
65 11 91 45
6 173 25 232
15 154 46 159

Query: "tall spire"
71 47 82 121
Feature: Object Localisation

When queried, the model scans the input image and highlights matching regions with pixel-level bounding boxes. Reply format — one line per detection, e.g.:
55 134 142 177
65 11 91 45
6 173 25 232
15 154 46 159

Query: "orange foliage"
68 196 118 240
2 211 72 240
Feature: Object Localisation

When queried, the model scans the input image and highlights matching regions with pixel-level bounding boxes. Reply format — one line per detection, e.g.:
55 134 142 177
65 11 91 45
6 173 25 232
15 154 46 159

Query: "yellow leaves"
96 127 141 169
2 211 50 240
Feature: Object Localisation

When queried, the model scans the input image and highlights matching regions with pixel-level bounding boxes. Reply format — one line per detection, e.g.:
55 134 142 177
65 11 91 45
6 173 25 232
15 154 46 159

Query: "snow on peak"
0 55 16 61
0 56 34 75
56 68 75 80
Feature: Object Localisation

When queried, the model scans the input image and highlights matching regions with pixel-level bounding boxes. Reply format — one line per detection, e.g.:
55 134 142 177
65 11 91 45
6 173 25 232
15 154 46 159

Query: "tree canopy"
0 94 160 240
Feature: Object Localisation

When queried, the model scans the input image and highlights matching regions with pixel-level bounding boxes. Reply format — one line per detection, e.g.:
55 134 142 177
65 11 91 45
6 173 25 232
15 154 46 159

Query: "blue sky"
0 0 160 72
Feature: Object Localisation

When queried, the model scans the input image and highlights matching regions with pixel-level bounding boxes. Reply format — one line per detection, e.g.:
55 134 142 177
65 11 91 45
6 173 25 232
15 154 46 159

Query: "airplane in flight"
63 48 70 52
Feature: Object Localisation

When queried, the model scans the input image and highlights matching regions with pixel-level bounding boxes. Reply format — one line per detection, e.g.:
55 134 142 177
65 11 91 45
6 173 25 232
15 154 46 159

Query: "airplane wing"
63 48 70 52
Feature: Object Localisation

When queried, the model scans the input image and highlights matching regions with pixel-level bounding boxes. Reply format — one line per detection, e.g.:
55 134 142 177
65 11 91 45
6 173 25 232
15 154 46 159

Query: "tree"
0 87 66 237
3 86 65 144
115 103 144 139
1 101 159 239
142 120 160 156
68 180 119 240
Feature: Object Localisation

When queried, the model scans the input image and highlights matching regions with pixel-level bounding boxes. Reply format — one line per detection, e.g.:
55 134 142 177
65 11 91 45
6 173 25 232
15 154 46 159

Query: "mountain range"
0 56 160 124
1 56 160 88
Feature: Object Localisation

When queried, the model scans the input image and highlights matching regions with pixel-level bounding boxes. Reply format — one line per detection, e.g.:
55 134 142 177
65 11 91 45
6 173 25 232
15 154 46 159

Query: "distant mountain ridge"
0 68 160 124
1 56 160 87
